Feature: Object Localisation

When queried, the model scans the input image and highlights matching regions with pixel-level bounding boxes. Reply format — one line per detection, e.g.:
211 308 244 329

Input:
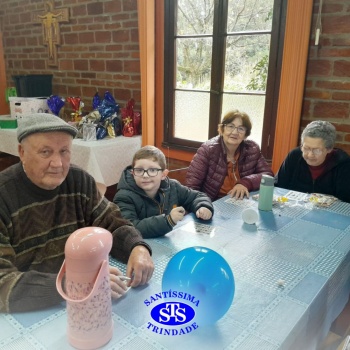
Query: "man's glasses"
300 145 324 156
132 168 163 177
222 124 246 134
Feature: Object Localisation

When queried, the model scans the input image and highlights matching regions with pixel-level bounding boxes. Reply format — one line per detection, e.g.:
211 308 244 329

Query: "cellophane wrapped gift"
121 99 141 137
77 91 121 140
83 123 97 141
95 91 120 139
77 110 100 139
47 95 65 116
67 96 84 122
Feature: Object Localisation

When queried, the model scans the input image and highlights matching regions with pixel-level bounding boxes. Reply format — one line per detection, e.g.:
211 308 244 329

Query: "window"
163 0 287 160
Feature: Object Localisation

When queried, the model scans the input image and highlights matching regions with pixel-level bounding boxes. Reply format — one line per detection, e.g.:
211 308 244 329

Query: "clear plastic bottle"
258 174 274 211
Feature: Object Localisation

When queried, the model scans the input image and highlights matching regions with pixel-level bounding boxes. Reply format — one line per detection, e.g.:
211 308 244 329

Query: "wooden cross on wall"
32 0 69 66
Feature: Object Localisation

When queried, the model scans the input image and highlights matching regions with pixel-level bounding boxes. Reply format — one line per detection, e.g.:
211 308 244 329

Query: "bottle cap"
242 208 259 225
261 174 275 186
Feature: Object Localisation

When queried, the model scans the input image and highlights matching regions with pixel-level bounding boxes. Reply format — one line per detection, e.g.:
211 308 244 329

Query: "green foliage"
246 54 269 91
175 0 274 91
245 7 273 92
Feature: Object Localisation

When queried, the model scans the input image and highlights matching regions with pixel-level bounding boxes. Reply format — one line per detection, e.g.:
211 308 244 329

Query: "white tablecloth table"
0 128 141 187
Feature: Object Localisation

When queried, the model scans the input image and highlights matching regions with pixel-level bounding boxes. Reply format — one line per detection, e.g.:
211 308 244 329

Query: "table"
0 128 142 187
1 188 350 350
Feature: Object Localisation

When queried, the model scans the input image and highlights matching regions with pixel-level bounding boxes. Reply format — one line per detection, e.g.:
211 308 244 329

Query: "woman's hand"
109 266 129 299
196 207 212 220
228 184 249 200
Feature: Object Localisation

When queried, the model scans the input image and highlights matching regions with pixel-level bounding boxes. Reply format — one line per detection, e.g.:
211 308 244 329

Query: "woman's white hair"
301 120 336 149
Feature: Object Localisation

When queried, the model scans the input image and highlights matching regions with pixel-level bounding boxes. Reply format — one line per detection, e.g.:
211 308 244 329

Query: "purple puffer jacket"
185 135 274 201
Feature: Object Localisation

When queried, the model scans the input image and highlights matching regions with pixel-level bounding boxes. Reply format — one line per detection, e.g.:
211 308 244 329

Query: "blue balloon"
162 246 235 326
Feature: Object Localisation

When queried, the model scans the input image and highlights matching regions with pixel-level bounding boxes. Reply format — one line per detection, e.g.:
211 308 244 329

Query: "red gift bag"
121 99 142 137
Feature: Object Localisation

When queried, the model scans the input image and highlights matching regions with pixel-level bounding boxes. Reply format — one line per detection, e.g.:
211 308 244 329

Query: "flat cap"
17 113 78 142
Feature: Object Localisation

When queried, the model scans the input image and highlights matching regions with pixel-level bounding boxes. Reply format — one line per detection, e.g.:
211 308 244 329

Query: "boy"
113 145 214 238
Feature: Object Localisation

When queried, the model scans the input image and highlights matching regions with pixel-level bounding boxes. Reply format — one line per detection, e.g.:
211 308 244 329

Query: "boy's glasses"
132 168 163 177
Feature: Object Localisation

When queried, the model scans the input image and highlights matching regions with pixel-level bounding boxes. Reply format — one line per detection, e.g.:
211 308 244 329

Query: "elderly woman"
185 109 273 201
275 120 350 202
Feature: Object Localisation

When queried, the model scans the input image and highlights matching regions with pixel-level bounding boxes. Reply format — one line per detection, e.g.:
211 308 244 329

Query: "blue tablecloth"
1 189 350 349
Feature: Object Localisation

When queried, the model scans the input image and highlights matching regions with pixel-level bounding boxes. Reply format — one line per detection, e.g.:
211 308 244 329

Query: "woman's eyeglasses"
132 168 163 177
300 145 324 156
222 124 246 134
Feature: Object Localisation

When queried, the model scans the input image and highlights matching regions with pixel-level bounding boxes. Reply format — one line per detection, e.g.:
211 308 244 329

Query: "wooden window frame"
137 0 314 169
162 0 287 162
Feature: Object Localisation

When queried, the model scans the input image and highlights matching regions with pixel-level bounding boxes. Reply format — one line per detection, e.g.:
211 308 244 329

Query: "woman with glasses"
275 120 350 202
185 109 273 201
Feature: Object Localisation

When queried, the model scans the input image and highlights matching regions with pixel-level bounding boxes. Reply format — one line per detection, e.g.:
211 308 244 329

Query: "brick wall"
0 0 141 113
303 0 350 154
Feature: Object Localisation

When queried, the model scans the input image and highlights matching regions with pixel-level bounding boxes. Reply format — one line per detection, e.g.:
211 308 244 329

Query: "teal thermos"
258 175 274 211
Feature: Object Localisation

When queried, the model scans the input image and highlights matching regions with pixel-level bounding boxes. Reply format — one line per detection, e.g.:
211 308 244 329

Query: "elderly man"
0 113 154 313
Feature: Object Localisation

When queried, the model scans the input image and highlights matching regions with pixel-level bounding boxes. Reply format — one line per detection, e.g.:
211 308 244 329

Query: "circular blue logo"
150 302 195 326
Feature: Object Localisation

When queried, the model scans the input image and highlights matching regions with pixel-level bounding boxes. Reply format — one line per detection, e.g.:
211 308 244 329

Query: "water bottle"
258 174 274 211
56 227 113 350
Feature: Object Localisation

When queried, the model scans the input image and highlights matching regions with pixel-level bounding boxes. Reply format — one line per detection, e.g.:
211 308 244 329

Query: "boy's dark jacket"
114 166 214 238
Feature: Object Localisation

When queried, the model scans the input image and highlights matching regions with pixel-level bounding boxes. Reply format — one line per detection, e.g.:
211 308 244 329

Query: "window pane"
222 94 265 146
163 0 284 159
224 34 270 92
177 0 214 35
175 90 210 142
227 0 274 32
176 38 213 89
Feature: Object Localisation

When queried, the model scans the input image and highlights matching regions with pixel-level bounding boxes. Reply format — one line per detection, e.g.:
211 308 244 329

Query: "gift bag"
92 91 121 138
121 99 141 137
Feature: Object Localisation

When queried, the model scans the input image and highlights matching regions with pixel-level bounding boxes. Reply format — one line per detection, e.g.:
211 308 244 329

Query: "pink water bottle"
56 227 113 350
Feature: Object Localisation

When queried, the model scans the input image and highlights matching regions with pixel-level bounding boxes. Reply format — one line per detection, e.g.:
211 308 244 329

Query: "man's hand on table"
126 245 154 288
